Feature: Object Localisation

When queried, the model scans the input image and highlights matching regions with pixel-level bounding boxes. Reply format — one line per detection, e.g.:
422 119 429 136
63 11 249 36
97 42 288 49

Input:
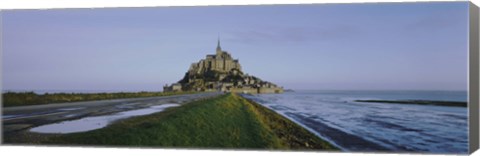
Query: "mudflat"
4 93 338 151
3 92 223 134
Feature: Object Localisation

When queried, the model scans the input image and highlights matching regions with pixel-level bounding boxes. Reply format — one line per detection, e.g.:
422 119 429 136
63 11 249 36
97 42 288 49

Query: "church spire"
216 36 222 52
216 36 222 55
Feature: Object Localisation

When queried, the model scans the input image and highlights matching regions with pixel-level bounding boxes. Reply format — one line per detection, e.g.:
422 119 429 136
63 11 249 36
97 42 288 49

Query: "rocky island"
164 39 284 94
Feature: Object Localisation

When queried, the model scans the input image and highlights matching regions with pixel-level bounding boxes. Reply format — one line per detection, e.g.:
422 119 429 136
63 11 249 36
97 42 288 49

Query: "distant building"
164 38 283 94
163 83 182 92
188 39 242 75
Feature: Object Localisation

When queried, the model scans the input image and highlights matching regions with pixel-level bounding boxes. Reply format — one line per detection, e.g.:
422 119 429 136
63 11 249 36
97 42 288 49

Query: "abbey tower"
187 38 242 77
164 38 283 94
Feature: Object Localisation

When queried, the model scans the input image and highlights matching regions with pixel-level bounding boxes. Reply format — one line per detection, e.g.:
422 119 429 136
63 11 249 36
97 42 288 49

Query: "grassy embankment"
2 91 197 107
355 100 467 107
41 93 337 150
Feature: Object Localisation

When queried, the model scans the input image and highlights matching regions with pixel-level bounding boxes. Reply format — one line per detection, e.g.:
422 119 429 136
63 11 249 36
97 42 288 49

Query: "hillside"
164 39 283 94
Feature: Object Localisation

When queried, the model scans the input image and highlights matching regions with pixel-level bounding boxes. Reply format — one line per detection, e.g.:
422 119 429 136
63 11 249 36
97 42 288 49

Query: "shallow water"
3 111 66 121
30 103 180 134
243 90 468 154
57 107 85 111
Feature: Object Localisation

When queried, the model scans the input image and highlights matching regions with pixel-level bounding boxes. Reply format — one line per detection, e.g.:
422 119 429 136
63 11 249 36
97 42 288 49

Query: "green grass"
2 91 197 107
43 93 338 150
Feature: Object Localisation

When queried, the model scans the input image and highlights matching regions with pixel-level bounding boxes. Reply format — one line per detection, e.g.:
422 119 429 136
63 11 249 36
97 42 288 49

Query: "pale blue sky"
2 2 469 92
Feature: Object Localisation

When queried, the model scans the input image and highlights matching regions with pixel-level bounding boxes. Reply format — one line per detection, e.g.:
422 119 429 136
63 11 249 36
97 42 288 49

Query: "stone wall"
228 88 259 94
223 87 284 94
259 87 284 94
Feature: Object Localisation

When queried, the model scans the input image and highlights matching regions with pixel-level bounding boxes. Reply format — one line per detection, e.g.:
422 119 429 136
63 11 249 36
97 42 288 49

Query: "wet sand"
285 112 390 152
3 92 223 134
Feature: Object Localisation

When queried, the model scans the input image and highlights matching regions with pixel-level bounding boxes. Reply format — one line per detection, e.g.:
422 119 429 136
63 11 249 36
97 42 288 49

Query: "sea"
242 90 468 154
2 89 161 94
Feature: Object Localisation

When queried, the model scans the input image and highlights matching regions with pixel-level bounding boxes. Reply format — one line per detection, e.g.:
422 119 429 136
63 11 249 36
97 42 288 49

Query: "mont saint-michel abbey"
164 39 284 94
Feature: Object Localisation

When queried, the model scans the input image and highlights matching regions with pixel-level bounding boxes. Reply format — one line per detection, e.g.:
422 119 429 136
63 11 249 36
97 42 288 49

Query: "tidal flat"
3 92 222 141
354 100 467 107
3 93 337 150
29 104 180 134
243 90 468 154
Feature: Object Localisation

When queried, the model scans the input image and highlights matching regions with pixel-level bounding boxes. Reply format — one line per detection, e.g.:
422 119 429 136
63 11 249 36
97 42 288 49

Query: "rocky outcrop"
164 39 283 94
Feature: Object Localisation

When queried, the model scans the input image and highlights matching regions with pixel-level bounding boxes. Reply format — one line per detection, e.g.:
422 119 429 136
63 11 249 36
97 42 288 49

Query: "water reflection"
30 104 179 134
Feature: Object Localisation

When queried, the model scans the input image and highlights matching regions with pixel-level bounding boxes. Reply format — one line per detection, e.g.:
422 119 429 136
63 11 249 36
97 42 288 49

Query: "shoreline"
3 93 338 150
241 95 390 151
354 99 467 107
239 95 344 151
3 92 223 134
2 91 200 107
241 92 468 154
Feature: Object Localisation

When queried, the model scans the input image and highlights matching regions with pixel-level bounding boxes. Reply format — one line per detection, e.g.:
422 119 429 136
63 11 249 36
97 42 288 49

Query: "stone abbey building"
164 39 283 94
